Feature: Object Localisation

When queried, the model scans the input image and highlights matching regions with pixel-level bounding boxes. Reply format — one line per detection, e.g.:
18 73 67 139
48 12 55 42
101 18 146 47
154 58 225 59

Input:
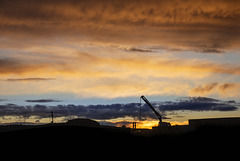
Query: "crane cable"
139 97 142 121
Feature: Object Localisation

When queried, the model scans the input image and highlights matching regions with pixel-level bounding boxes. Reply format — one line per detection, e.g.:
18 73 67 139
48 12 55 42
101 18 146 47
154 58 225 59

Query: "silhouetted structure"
51 111 54 123
140 95 171 127
189 117 240 127
66 118 100 127
133 122 137 129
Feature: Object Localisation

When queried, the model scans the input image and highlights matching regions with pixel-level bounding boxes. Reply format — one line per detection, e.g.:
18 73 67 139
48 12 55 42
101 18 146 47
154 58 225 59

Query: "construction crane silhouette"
140 95 171 127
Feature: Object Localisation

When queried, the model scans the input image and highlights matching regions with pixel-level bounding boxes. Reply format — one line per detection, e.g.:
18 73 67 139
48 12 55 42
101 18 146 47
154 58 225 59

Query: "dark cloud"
200 49 223 54
6 78 55 82
0 58 29 74
0 97 238 122
123 47 152 53
25 99 61 103
0 58 50 75
156 97 238 112
0 99 7 102
0 57 75 76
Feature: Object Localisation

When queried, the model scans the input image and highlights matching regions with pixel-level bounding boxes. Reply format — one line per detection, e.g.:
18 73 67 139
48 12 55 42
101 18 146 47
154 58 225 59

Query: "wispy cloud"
219 83 236 91
191 82 239 96
25 99 61 103
6 78 55 82
191 82 219 95
122 47 152 53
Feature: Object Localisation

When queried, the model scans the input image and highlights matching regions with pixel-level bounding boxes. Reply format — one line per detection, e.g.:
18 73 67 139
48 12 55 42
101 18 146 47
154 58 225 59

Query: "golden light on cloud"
0 0 240 51
1 49 240 98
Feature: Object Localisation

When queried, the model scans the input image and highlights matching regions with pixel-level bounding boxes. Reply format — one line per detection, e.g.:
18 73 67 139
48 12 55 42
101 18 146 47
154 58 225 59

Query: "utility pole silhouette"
51 111 54 124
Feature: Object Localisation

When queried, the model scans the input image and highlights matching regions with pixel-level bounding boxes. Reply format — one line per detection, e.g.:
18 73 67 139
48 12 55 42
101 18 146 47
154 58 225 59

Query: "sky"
0 0 240 128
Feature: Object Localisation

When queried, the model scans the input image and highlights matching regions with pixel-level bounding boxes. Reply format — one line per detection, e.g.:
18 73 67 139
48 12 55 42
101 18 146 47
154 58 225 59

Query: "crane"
140 95 171 127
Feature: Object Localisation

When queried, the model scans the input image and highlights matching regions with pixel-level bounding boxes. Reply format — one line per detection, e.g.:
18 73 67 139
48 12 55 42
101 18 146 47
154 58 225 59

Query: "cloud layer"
0 97 238 122
0 0 240 100
1 51 240 98
0 0 240 52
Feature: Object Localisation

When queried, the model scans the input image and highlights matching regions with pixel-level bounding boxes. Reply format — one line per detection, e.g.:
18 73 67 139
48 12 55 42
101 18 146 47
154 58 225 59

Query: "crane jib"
140 95 162 123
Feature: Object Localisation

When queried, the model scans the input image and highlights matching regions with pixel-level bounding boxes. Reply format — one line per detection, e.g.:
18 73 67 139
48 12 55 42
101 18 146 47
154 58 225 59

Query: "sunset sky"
0 0 240 128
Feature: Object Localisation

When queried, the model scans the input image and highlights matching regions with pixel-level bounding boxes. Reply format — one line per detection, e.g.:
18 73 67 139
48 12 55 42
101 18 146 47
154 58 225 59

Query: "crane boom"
140 95 162 123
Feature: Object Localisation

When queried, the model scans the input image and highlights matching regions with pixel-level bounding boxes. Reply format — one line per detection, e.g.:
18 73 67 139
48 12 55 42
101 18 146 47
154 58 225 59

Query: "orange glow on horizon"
114 120 189 129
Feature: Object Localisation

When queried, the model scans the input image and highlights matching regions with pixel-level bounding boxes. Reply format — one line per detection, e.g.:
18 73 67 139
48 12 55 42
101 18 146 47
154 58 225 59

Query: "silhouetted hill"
66 118 100 127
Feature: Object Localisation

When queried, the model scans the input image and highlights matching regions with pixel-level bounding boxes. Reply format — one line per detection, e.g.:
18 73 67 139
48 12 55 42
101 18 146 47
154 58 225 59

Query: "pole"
139 97 142 121
51 111 54 123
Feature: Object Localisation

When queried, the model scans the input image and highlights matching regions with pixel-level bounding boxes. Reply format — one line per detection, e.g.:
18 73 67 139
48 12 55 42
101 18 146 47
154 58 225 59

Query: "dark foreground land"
0 124 239 159
1 124 239 149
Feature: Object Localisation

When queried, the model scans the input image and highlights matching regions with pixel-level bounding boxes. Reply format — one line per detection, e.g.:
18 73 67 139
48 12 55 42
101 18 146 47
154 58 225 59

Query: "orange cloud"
4 50 240 78
191 82 219 95
1 50 240 98
191 82 240 98
219 83 236 91
0 0 240 52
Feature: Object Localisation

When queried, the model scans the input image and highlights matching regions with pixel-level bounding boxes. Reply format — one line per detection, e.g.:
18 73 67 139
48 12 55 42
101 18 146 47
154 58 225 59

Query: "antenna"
51 111 54 123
